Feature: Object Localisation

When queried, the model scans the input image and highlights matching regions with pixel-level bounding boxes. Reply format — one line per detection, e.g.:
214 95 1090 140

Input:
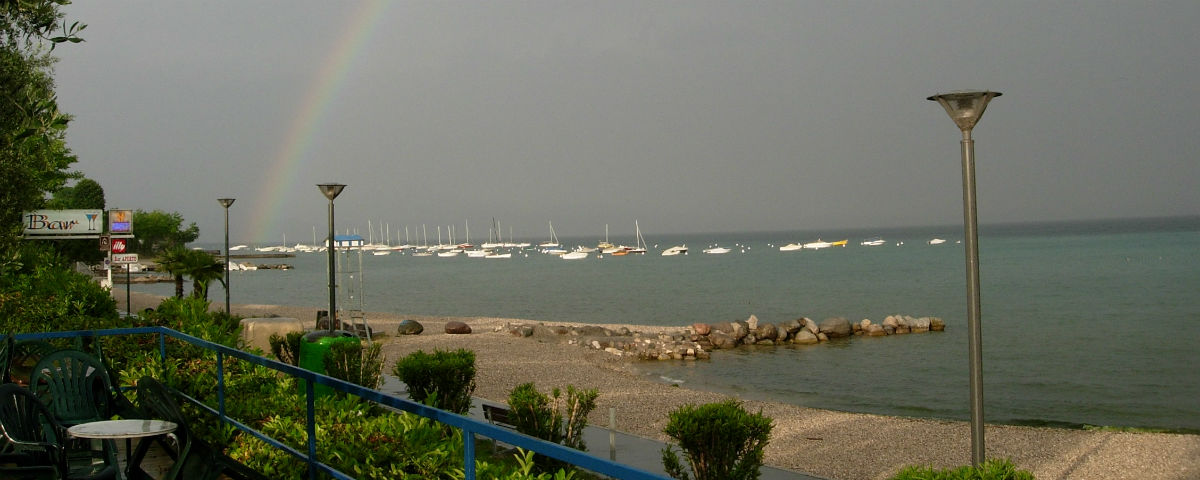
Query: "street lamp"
317 183 346 334
928 90 1001 466
217 198 235 317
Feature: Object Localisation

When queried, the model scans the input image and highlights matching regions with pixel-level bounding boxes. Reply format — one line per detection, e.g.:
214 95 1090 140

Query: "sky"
51 1 1200 245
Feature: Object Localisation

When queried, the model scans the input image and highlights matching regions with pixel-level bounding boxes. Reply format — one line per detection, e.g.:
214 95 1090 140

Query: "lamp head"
317 183 346 201
218 198 235 208
927 91 1002 132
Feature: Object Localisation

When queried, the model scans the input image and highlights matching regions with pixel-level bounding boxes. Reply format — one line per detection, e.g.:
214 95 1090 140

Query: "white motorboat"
860 237 885 246
703 246 731 254
561 251 589 260
779 243 803 252
661 245 688 256
928 238 947 245
803 239 833 250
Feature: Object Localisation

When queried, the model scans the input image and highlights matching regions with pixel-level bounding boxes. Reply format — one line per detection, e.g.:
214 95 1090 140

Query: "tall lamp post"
217 198 235 317
317 183 346 333
928 90 1001 466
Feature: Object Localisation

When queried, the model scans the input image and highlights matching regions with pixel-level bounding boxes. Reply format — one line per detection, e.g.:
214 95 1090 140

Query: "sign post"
112 252 138 316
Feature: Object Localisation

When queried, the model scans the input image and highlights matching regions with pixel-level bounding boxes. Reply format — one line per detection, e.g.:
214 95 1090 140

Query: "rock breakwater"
495 314 944 361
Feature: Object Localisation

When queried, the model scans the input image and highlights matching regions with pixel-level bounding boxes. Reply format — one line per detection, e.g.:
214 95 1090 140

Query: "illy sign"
111 238 128 254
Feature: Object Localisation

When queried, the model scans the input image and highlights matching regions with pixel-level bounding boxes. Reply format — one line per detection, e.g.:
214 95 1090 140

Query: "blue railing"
14 327 669 480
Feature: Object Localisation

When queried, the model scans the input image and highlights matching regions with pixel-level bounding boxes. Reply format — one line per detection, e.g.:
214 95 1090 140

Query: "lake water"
132 216 1200 431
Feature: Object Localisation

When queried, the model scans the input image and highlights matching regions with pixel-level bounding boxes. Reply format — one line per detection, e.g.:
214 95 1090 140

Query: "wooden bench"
480 404 517 453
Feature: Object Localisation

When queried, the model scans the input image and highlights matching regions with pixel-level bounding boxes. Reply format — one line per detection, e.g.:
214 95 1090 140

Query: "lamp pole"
928 90 1001 467
217 198 235 317
317 183 346 333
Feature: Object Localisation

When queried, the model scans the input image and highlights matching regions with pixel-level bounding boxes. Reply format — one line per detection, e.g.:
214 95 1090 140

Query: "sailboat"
628 220 647 254
412 225 433 256
598 224 615 250
539 221 564 253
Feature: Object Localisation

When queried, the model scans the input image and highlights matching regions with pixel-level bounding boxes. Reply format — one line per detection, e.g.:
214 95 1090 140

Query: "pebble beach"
121 291 1200 480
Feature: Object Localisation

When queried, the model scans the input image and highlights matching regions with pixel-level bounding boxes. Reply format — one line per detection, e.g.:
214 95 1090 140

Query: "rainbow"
249 0 390 243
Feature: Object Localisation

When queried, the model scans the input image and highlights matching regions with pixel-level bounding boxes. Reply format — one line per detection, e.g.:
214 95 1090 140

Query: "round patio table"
68 419 177 439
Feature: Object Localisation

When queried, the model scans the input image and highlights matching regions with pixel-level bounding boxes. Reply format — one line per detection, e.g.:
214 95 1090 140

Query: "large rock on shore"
819 317 852 338
444 321 472 334
396 319 424 335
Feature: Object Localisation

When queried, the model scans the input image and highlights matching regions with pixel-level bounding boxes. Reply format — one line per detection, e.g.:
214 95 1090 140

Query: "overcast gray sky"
53 1 1199 244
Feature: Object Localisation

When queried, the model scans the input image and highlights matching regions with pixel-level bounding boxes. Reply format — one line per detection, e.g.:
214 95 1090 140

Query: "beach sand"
121 292 1200 480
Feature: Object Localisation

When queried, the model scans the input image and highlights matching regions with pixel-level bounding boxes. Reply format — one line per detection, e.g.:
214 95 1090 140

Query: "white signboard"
111 253 139 264
23 209 104 238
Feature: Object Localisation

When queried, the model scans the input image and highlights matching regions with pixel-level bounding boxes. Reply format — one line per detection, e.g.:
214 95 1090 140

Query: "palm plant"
157 247 226 299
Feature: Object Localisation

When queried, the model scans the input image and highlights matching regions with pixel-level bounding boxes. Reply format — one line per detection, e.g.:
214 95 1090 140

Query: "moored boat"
661 245 688 256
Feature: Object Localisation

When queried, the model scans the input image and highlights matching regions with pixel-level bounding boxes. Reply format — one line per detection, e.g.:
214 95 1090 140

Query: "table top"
68 419 178 439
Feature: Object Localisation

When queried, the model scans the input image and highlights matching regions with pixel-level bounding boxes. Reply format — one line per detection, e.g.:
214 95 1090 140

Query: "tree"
131 210 199 256
47 177 104 209
45 177 106 264
157 247 224 299
0 0 86 254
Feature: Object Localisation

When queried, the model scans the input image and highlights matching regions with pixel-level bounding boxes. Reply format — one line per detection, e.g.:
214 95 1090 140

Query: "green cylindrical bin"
299 330 359 397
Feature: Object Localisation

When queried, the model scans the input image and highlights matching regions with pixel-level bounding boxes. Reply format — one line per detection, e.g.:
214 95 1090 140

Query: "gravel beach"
121 291 1200 480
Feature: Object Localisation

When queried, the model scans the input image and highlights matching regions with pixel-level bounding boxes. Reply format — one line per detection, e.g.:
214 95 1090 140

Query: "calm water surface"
135 217 1200 430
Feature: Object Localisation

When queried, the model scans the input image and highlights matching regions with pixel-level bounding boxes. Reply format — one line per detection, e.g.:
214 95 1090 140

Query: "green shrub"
507 383 597 451
0 244 119 334
661 399 773 480
891 459 1035 480
268 331 304 365
392 348 476 414
325 340 384 391
506 383 598 472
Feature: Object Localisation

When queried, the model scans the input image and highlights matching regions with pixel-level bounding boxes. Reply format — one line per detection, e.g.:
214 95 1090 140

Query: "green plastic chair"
27 350 113 427
0 334 13 384
0 383 118 480
8 341 58 386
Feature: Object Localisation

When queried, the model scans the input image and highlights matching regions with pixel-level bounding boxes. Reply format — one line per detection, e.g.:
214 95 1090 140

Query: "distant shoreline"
117 291 1200 480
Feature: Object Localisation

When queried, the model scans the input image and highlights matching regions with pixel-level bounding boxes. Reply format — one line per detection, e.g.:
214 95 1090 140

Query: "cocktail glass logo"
86 213 98 230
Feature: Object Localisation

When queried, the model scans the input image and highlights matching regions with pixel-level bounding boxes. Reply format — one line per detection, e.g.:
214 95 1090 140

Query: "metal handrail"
14 328 668 480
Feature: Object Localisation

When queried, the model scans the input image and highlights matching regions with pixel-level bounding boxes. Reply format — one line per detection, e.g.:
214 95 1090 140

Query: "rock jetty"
494 314 944 361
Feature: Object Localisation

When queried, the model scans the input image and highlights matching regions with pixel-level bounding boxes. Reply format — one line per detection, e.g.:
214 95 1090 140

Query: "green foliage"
1 0 86 49
1 1 86 252
661 399 773 480
139 296 242 348
392 348 476 414
324 340 384 391
268 330 304 365
47 177 104 209
131 210 199 256
890 459 1035 480
506 383 598 472
0 243 118 334
233 396 464 479
507 383 598 451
